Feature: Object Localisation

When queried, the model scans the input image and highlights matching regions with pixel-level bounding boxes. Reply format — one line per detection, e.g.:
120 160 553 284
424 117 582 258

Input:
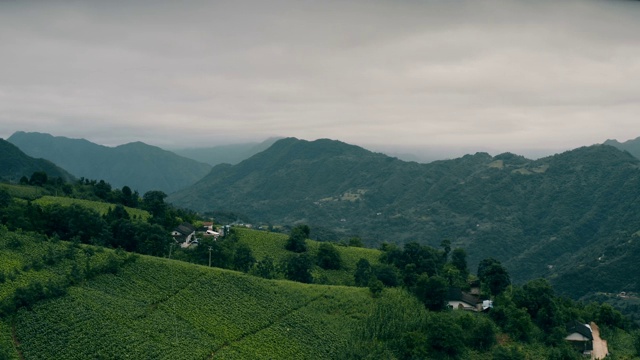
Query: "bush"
316 243 342 270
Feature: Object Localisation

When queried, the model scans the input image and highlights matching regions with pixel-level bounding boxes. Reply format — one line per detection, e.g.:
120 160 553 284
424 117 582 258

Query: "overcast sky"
1 0 639 159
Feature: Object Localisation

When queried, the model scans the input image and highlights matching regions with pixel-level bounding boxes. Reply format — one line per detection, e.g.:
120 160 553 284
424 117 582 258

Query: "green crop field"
0 184 45 200
33 195 150 220
234 228 382 286
3 252 375 360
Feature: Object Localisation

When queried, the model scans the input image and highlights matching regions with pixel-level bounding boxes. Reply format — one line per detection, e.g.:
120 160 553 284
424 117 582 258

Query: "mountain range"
4 131 640 300
168 137 640 299
7 131 212 194
171 137 282 166
0 138 74 183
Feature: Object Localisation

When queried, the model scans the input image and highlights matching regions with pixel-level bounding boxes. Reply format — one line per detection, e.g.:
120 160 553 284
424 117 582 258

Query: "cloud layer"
1 0 639 157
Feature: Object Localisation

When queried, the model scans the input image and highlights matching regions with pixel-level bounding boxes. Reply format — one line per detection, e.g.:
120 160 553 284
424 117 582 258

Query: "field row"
10 256 374 359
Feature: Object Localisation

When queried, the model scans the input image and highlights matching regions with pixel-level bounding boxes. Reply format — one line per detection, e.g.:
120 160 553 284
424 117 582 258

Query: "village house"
171 223 197 247
565 320 593 356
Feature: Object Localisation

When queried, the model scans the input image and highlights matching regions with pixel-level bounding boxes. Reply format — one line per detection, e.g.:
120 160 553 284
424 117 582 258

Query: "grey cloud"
1 0 639 156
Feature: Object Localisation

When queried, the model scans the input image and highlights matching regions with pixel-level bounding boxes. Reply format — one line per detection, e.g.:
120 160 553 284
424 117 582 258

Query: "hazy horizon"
2 0 639 158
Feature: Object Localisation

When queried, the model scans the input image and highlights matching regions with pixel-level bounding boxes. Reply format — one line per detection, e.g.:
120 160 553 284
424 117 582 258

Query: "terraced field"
33 195 150 220
3 252 375 359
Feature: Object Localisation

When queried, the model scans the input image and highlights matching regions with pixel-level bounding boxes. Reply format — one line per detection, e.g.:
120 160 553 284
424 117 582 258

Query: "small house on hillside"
200 222 214 231
171 223 196 245
447 288 481 311
565 320 593 355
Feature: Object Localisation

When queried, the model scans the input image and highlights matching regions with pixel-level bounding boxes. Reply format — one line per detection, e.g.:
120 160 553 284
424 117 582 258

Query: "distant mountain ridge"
0 138 74 183
8 132 212 194
168 137 640 300
172 137 282 166
604 136 640 159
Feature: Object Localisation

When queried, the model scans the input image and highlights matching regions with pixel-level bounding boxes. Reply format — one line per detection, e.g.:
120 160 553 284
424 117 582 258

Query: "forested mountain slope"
168 138 640 298
8 132 211 194
0 139 74 183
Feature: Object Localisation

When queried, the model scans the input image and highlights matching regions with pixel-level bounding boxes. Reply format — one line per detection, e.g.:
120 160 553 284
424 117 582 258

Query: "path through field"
590 322 608 360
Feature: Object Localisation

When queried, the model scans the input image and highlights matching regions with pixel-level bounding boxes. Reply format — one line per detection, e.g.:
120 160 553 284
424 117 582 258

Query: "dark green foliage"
142 190 168 219
368 278 384 298
252 256 277 279
381 241 444 278
232 243 255 272
372 264 400 287
282 253 314 283
478 258 510 296
354 258 373 287
450 248 468 277
316 242 342 270
285 225 308 253
492 346 525 360
425 313 466 359
348 236 363 247
413 274 448 311
167 138 640 305
0 189 11 208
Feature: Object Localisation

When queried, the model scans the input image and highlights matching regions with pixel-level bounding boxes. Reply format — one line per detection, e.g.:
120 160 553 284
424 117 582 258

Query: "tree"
450 248 468 278
441 239 452 261
29 171 48 186
354 258 373 287
373 264 400 287
282 253 314 283
368 278 384 298
120 185 138 207
414 274 448 311
142 191 167 219
233 243 255 272
316 242 342 270
285 225 308 253
0 189 11 208
478 258 510 296
253 256 277 279
348 236 363 247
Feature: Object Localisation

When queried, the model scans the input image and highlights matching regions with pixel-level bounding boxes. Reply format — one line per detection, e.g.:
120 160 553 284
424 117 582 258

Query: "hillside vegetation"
168 138 640 301
33 195 150 221
0 228 374 359
2 227 639 360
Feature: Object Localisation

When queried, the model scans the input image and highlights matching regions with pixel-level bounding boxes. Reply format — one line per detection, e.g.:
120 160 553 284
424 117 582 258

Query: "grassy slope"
0 183 45 200
33 195 150 220
1 228 376 359
7 257 373 360
235 228 381 285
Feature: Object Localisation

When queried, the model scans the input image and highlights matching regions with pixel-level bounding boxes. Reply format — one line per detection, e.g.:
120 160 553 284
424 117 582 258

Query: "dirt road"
590 322 608 360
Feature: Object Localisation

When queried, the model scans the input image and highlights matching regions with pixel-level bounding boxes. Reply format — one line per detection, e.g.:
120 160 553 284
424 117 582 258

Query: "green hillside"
234 228 381 286
33 195 150 220
0 228 374 360
168 138 640 301
8 132 211 194
2 228 639 360
0 139 74 183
